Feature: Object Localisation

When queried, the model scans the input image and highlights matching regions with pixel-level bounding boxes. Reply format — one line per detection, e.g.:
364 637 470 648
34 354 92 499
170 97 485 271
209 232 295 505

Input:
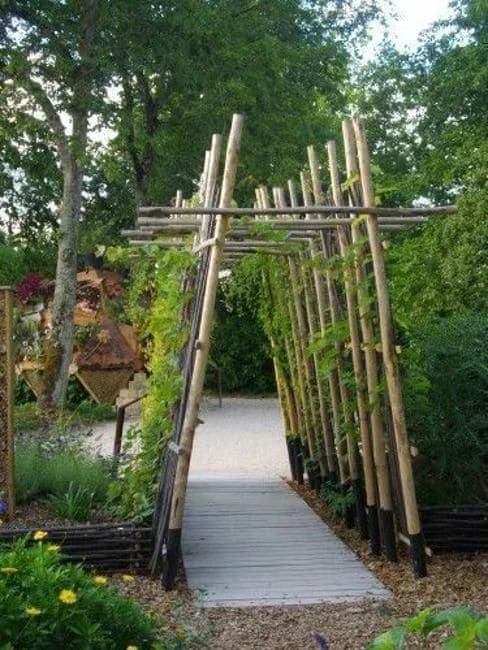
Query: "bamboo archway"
124 113 458 586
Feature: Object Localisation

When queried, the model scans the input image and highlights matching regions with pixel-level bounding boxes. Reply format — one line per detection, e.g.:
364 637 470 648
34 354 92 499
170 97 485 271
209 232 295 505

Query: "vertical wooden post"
327 140 380 553
259 188 313 461
342 118 397 561
307 145 364 533
273 187 323 484
300 173 340 485
201 136 223 238
352 117 426 577
288 179 335 480
164 114 244 587
0 287 15 519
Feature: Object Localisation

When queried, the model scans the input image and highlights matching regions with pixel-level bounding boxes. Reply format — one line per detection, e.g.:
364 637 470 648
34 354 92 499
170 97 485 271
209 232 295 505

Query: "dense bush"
15 445 112 518
388 187 488 331
206 287 275 395
402 312 488 505
0 539 161 649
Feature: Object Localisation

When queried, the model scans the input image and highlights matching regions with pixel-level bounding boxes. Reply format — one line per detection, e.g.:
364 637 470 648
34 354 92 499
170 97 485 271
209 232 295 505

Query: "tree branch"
0 59 71 168
22 75 71 168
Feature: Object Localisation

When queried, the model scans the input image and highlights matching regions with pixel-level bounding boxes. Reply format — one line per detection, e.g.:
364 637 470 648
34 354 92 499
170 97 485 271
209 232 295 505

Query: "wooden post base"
352 479 369 540
367 505 381 555
410 532 428 578
162 528 181 590
380 508 398 562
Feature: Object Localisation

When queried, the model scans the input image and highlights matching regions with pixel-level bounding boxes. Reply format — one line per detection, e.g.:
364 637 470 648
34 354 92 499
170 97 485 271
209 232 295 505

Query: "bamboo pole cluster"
250 118 428 576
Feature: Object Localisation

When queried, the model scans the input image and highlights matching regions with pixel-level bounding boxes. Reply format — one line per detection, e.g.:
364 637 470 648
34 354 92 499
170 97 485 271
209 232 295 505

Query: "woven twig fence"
0 523 153 572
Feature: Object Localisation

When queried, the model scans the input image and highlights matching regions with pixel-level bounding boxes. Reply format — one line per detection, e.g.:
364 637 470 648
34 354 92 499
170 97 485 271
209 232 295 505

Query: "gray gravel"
190 396 290 480
89 396 290 481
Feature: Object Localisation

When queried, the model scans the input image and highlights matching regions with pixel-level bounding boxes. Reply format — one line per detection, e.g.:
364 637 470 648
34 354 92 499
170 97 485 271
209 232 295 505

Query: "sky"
391 0 452 47
363 0 452 61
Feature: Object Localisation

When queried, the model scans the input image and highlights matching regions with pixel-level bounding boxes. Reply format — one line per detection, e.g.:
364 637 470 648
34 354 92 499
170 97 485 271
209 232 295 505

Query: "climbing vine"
108 245 196 518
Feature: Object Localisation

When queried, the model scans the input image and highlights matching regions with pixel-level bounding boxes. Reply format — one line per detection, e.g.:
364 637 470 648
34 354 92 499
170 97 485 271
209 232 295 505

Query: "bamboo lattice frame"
126 114 460 585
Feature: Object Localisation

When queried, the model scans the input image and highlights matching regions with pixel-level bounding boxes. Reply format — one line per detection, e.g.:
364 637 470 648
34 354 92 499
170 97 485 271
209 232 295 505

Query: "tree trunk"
39 159 82 409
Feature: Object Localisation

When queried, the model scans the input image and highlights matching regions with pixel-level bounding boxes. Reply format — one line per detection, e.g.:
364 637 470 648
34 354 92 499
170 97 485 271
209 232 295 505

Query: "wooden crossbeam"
138 205 456 217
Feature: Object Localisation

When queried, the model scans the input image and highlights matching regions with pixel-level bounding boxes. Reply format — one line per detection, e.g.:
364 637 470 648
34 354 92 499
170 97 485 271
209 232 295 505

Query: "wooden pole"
307 146 364 532
164 114 244 587
289 179 336 480
327 140 380 551
139 205 458 217
352 116 426 577
259 188 313 460
300 171 341 484
342 118 397 561
0 287 15 519
201 136 223 238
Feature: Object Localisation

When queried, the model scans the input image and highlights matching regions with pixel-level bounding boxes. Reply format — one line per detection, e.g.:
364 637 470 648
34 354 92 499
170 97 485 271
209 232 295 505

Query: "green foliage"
15 446 111 515
388 188 488 331
109 246 195 519
319 481 354 518
206 284 275 395
368 606 488 649
0 238 56 286
0 539 161 649
401 312 488 505
356 0 488 204
15 399 115 434
46 482 97 522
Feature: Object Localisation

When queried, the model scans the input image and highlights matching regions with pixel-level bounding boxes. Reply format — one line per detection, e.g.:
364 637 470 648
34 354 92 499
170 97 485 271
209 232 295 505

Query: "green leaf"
367 627 406 649
475 618 488 644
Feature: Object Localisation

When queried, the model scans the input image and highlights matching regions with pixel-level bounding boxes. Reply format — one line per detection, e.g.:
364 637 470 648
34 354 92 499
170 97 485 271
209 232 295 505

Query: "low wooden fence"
420 505 488 553
0 523 153 572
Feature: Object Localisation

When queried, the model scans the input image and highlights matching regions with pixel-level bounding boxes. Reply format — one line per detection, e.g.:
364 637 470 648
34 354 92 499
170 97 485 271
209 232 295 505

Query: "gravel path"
89 396 290 480
189 396 290 479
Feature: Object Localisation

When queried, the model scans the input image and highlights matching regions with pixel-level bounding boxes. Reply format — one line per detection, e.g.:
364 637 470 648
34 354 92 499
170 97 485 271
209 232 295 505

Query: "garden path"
183 397 389 607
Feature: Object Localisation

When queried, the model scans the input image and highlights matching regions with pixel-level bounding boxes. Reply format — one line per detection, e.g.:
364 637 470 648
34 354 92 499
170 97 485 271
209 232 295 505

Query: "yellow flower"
25 607 41 616
126 646 138 650
93 576 108 586
122 574 135 583
0 567 18 574
58 589 77 605
33 530 48 541
47 544 60 552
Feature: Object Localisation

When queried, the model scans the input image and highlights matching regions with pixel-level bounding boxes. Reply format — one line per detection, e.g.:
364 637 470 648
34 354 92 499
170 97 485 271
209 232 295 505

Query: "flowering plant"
16 273 43 305
0 538 167 649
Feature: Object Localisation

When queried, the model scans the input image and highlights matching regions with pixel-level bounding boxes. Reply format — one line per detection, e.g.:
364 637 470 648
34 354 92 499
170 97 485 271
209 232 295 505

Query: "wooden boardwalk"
182 476 389 607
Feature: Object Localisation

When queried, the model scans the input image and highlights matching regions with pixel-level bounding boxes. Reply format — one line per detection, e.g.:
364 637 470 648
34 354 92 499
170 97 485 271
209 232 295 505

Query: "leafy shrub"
15 445 111 516
0 538 160 649
388 187 488 331
401 312 488 504
367 606 488 649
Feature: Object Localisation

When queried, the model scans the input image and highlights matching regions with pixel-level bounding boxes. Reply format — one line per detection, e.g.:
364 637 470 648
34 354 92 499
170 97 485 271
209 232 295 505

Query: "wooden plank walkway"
182 476 389 607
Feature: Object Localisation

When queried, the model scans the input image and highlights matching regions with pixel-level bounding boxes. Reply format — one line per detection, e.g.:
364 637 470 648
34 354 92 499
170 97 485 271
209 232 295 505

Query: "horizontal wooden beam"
138 205 457 218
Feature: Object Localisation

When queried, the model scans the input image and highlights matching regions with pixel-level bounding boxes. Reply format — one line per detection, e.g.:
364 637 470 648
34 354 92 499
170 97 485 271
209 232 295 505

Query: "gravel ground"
92 397 487 648
189 396 289 479
122 485 487 649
